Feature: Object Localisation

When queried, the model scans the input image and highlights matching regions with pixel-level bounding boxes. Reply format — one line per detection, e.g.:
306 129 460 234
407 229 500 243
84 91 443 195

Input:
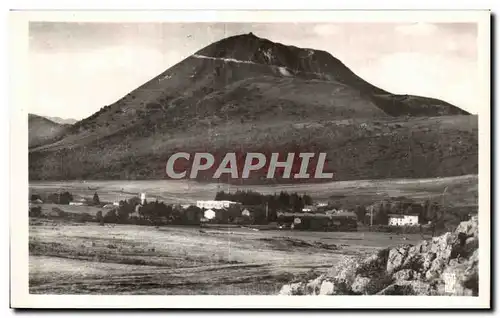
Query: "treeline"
214 190 313 212
30 192 101 206
97 197 202 226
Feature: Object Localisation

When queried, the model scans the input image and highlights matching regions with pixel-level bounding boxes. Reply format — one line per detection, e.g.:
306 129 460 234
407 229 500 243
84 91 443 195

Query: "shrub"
29 206 42 217
104 210 118 223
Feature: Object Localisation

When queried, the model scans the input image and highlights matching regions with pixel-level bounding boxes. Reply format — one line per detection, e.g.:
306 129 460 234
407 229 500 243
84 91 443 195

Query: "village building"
69 201 84 206
388 214 419 226
241 208 251 217
302 205 316 212
196 200 241 210
277 211 357 231
204 209 216 220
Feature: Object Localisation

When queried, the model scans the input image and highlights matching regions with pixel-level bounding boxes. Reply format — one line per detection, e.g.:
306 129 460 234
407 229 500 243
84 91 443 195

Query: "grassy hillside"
29 115 477 182
28 114 69 149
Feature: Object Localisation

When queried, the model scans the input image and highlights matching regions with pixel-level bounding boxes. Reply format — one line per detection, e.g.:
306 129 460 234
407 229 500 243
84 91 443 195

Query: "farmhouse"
388 214 419 226
302 205 316 212
204 209 216 220
277 211 357 231
196 200 241 210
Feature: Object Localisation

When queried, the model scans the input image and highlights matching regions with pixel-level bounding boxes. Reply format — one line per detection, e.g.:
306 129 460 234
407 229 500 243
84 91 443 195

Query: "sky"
29 22 479 119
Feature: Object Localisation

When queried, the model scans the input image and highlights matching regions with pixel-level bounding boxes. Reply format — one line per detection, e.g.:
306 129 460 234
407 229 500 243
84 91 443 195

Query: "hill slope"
45 116 78 125
28 114 69 149
28 33 477 182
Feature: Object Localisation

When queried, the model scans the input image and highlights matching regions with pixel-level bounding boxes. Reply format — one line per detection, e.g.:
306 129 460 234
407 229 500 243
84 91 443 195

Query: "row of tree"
96 196 203 225
30 192 102 206
214 190 313 212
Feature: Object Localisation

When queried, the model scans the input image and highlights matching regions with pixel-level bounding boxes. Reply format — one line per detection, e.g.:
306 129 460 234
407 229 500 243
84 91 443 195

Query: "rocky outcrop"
278 216 479 296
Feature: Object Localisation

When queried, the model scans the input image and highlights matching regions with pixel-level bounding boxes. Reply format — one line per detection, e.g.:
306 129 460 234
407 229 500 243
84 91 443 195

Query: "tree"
59 191 73 204
104 209 118 223
355 205 367 224
30 194 42 201
96 211 104 225
29 206 42 217
93 192 100 205
303 194 313 206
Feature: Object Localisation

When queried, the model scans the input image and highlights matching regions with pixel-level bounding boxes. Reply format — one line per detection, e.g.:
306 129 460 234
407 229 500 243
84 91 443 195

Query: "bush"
104 210 118 223
30 194 42 201
29 206 42 217
96 211 104 225
47 191 73 204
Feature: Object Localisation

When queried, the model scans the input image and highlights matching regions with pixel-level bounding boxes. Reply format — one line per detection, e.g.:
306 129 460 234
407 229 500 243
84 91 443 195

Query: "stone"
351 275 372 294
401 253 424 272
422 252 437 271
455 217 478 238
356 248 390 276
376 281 432 295
386 246 409 274
278 282 306 295
463 236 479 256
442 261 477 296
425 258 446 280
334 257 359 286
305 277 323 295
319 280 335 295
393 269 417 281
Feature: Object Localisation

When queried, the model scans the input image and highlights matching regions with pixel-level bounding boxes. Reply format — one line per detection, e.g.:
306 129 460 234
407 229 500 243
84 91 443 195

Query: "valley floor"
29 220 428 295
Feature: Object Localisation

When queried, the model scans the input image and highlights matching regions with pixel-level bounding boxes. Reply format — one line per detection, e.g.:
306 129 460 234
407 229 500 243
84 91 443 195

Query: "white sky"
29 22 478 119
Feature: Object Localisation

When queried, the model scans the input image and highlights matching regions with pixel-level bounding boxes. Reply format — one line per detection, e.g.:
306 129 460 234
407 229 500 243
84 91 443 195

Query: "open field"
29 219 431 295
30 174 477 208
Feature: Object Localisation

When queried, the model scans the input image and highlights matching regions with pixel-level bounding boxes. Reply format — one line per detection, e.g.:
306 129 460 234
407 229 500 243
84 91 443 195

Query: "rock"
401 253 424 272
442 261 477 296
422 252 437 271
356 248 390 276
351 275 372 294
455 217 478 238
393 269 417 281
319 280 335 295
463 236 479 256
376 281 432 295
277 215 479 296
278 282 306 295
386 246 410 274
425 258 446 280
334 257 360 287
305 276 323 295
418 240 431 253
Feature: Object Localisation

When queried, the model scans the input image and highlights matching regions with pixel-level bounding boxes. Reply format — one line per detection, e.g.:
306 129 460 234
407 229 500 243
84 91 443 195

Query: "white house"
69 202 84 206
196 200 240 210
388 214 419 226
302 205 316 212
204 209 216 220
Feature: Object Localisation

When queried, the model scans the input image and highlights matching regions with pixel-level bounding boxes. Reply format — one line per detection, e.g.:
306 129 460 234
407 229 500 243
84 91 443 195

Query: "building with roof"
388 214 419 226
196 200 241 210
204 209 216 220
276 211 357 231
